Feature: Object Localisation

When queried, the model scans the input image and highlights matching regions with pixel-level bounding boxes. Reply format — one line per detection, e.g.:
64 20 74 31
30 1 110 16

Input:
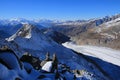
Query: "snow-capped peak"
6 24 32 41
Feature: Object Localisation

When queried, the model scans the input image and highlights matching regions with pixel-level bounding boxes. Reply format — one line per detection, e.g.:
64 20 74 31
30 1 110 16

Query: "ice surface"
63 42 120 66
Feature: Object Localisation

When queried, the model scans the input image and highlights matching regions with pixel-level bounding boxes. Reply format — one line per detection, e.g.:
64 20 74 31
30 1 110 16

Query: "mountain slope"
49 14 120 50
0 24 109 80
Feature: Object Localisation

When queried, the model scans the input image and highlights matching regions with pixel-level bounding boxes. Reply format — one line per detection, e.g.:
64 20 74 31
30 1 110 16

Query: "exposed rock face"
45 52 51 61
20 53 41 70
0 45 10 51
52 54 58 72
6 24 32 41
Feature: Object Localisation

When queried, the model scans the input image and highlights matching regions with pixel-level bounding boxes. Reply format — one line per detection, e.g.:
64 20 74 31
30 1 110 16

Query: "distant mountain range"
0 14 120 27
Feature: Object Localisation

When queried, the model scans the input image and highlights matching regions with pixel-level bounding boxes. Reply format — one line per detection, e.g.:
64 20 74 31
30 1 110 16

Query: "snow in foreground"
42 61 53 72
62 42 120 67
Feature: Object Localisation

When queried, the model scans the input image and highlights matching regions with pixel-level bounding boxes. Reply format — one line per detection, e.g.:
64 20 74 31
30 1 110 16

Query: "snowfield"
62 42 120 67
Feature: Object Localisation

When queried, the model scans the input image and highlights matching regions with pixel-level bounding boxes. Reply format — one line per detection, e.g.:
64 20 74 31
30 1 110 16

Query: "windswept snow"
63 42 120 66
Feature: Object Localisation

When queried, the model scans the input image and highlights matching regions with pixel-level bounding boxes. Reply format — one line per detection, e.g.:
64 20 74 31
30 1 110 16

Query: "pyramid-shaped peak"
6 24 35 41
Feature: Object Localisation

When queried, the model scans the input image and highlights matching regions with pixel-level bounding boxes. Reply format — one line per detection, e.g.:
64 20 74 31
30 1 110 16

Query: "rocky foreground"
0 45 100 80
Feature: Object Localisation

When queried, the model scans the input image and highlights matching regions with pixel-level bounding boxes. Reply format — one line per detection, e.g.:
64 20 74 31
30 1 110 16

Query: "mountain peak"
6 24 34 41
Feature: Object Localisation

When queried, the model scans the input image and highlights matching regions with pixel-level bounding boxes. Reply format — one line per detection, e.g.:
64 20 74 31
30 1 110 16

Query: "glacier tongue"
62 42 120 67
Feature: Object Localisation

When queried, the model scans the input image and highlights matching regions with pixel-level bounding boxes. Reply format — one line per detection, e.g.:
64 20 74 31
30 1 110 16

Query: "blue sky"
0 0 120 20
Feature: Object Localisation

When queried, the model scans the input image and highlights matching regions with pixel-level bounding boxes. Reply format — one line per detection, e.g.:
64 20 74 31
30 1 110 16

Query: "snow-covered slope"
2 24 109 80
0 48 104 80
0 24 23 38
6 24 32 41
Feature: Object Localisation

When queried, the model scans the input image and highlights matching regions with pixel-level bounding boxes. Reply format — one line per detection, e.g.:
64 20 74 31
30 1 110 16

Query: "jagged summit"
6 24 34 41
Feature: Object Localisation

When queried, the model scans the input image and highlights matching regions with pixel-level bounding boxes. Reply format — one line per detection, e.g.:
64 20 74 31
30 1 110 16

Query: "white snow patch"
42 61 53 72
62 42 120 66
